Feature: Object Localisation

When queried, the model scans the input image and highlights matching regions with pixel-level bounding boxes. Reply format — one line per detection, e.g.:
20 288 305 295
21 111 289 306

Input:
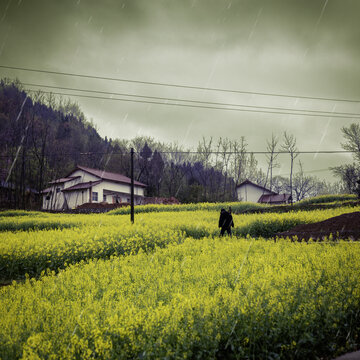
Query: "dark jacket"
225 213 234 228
219 210 234 228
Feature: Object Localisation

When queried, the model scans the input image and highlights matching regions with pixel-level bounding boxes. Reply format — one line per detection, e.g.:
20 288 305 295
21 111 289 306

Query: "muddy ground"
276 211 360 241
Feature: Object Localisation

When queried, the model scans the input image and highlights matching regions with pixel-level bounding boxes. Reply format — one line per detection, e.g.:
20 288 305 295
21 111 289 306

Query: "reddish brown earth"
335 350 360 360
276 211 360 241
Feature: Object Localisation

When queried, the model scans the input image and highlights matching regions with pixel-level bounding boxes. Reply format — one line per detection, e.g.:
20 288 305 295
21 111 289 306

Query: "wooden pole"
130 147 134 224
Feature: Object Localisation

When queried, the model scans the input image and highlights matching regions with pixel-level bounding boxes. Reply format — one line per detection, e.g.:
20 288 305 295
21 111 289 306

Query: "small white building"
236 179 291 204
42 165 147 211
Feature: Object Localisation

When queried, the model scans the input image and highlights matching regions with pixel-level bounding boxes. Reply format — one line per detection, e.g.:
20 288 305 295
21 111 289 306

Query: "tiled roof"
73 165 147 187
62 180 102 192
236 179 277 194
258 193 292 203
49 176 80 184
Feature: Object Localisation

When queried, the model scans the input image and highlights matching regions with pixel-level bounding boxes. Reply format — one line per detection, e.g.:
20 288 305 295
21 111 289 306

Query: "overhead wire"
0 150 355 159
23 82 360 118
24 89 360 119
1 66 355 182
1 64 360 103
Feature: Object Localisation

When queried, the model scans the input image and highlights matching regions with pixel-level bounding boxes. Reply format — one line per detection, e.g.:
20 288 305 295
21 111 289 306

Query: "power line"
24 89 360 119
278 168 332 176
2 64 360 103
157 150 353 155
24 82 360 118
0 150 355 159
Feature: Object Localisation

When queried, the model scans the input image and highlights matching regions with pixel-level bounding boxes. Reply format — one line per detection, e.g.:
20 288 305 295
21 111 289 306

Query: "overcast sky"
1 0 360 180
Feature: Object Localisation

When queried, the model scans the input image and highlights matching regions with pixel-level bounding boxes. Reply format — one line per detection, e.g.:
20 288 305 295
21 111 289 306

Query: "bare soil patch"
276 211 360 241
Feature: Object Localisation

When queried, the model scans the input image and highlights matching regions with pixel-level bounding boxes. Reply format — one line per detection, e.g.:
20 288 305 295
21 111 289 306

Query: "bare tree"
271 175 289 194
162 142 190 199
196 137 213 199
246 153 259 182
266 134 279 192
292 160 316 201
333 164 360 196
341 123 360 163
197 136 213 167
231 136 248 186
214 138 223 172
332 123 360 196
281 132 299 204
31 111 50 194
218 138 232 197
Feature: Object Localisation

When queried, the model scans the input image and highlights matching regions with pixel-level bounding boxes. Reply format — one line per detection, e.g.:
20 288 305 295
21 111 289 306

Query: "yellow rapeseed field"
0 204 359 359
1 237 360 359
1 205 359 280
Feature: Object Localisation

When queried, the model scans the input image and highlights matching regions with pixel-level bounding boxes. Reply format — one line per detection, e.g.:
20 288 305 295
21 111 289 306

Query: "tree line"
0 79 354 209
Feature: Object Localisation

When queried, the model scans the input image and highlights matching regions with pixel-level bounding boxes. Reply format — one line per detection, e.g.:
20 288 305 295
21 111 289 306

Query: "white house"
42 165 147 211
236 179 291 204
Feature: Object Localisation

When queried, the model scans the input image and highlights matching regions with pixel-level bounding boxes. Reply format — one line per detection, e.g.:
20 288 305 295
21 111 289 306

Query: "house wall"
68 171 145 202
42 177 86 210
92 181 144 205
64 177 82 189
236 184 273 203
63 189 90 209
42 176 85 210
42 184 65 211
42 190 53 210
68 170 100 184
42 170 146 210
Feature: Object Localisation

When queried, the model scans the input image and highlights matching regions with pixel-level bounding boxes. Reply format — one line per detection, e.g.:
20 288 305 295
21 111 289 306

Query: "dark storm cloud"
1 0 360 180
2 0 359 75
0 1 348 53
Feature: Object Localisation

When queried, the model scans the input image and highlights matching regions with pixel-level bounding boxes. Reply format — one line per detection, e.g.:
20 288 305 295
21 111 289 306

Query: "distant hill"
0 80 119 208
0 80 237 209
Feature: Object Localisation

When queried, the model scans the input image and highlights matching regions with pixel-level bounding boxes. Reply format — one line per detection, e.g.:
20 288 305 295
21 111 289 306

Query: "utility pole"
130 147 134 224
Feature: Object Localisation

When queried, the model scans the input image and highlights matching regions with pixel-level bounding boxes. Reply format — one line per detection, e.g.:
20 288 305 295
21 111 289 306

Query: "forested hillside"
0 80 238 208
0 80 341 209
0 80 115 208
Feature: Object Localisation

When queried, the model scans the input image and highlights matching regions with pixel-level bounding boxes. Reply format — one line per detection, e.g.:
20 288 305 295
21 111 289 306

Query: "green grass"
108 201 267 215
295 194 357 206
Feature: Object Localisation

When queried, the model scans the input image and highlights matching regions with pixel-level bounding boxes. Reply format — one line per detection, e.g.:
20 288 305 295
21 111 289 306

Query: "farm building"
42 165 147 211
236 179 292 204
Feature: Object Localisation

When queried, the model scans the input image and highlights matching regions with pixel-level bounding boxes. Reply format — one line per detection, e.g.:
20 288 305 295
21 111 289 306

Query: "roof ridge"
73 165 147 187
237 178 277 194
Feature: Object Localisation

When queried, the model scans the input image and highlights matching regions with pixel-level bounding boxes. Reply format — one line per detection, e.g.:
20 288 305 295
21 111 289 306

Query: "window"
103 194 107 202
46 191 52 201
56 187 61 193
92 192 98 202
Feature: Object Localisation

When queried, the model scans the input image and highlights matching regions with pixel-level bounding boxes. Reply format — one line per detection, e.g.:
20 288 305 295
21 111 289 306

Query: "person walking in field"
219 207 234 236
219 208 227 233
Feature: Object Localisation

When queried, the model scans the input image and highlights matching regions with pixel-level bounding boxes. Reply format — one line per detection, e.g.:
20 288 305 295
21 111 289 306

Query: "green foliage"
295 194 357 206
0 210 44 217
0 213 86 232
108 201 267 215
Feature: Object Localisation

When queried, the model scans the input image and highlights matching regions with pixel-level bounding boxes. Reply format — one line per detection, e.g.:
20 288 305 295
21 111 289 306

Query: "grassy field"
0 197 359 359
